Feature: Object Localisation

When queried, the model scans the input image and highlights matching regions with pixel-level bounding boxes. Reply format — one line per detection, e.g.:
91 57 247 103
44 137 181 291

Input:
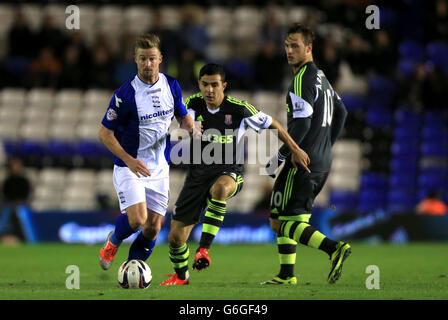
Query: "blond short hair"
134 33 161 54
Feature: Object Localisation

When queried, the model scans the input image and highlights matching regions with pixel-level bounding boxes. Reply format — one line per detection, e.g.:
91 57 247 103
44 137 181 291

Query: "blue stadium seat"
358 190 387 213
48 140 76 157
444 192 448 205
420 141 448 157
394 108 421 128
340 93 365 111
399 41 425 62
2 140 19 157
74 140 112 168
422 111 447 128
4 57 30 80
361 172 388 189
390 157 418 175
99 144 113 157
418 170 447 190
394 126 420 141
387 190 417 212
76 140 104 158
426 42 448 75
421 126 448 141
417 188 446 202
368 76 395 93
329 191 358 212
367 76 396 107
366 109 393 129
225 59 253 84
18 140 47 157
379 7 400 27
46 140 77 167
421 167 447 175
389 173 417 190
391 140 419 157
397 59 416 77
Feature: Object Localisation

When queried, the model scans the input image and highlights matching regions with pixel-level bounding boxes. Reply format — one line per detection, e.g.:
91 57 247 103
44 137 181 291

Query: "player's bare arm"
177 113 202 138
98 124 150 178
269 118 310 172
178 113 194 133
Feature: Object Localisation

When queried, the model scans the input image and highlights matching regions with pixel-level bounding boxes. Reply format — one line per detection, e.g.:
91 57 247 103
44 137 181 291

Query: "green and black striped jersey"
182 93 272 178
280 61 347 172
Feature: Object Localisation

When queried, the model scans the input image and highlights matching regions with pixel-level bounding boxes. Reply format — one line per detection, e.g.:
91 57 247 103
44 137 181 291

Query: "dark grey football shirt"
279 61 347 172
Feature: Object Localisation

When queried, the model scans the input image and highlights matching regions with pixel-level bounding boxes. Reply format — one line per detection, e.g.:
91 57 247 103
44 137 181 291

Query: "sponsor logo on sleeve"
289 92 313 118
106 108 118 121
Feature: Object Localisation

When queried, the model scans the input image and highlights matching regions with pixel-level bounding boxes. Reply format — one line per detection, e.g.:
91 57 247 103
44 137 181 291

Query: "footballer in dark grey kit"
263 23 351 285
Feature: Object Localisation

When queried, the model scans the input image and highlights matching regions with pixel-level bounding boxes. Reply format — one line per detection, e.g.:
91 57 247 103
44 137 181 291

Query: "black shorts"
270 161 329 222
172 170 244 225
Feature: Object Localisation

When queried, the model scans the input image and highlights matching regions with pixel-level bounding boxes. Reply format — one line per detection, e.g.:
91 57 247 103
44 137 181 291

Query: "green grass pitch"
0 242 447 300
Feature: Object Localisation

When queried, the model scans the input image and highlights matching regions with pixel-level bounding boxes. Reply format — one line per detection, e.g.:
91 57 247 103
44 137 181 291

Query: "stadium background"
0 0 446 246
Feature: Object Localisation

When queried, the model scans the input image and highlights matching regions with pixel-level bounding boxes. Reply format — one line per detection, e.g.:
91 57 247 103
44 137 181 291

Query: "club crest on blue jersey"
106 108 118 121
151 95 161 107
224 114 232 125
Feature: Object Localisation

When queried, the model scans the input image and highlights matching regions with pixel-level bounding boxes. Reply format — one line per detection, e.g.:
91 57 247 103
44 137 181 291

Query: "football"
117 259 152 289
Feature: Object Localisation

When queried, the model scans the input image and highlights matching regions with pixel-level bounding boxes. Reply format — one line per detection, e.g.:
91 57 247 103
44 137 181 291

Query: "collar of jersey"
206 106 220 114
135 74 158 88
295 61 314 75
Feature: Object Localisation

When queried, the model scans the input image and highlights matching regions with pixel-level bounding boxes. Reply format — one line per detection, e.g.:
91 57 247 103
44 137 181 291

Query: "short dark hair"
286 23 315 45
199 63 226 82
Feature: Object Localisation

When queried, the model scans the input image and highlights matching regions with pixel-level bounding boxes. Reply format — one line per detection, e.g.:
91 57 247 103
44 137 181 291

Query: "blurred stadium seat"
367 76 396 108
54 89 83 109
340 93 365 112
387 189 417 212
0 88 26 108
399 40 425 62
329 190 358 211
421 141 448 157
426 42 448 75
123 6 153 34
360 172 388 190
27 88 54 110
366 109 393 128
358 190 387 213
389 173 417 190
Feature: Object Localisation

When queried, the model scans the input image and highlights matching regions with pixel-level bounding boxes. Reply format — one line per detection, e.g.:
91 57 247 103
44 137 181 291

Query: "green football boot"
328 241 351 284
260 276 297 285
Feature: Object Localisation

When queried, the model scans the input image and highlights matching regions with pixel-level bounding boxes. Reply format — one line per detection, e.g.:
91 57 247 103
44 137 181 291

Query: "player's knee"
142 212 163 240
142 224 161 240
210 181 233 200
126 203 148 230
127 213 146 230
168 231 185 248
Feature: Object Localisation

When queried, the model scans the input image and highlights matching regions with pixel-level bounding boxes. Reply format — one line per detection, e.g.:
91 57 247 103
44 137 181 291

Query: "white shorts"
113 165 169 216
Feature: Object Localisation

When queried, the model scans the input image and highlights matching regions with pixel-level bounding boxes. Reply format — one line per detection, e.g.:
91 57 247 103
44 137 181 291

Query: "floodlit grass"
0 242 447 300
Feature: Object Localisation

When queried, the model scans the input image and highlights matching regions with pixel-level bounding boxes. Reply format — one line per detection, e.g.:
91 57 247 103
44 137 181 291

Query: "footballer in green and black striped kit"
172 92 267 227
262 24 351 286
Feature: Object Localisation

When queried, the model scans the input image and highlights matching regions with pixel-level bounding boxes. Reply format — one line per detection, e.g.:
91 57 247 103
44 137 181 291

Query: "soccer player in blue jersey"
98 33 194 271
